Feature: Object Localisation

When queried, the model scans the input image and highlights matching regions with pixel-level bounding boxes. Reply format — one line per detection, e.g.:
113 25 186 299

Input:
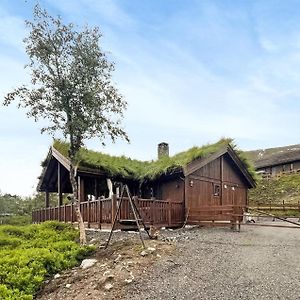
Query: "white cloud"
2 0 300 195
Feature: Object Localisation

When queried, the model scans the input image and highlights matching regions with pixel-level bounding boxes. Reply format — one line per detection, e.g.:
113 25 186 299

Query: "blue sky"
1 0 300 196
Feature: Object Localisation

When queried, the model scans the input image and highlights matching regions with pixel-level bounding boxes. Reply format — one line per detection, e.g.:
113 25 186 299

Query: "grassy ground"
0 221 94 300
249 173 300 205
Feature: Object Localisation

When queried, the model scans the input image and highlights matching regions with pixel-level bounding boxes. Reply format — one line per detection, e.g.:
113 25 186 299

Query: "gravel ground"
124 224 300 300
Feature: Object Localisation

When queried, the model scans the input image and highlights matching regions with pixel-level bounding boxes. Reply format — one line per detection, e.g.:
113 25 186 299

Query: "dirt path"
37 225 300 300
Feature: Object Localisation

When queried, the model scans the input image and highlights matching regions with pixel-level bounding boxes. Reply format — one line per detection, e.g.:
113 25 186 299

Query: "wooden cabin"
33 139 255 228
245 144 300 179
142 144 255 225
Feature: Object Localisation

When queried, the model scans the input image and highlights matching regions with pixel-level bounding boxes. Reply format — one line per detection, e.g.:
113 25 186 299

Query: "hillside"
249 172 300 205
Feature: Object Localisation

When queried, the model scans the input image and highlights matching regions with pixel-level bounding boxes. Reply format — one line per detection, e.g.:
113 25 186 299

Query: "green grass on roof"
52 138 256 181
53 140 149 180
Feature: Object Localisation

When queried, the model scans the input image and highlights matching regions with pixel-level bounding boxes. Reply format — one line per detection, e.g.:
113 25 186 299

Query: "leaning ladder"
105 185 151 249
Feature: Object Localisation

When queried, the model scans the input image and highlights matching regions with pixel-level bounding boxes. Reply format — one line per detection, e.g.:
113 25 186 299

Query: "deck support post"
70 202 73 224
87 198 91 228
77 176 85 202
45 191 50 208
220 156 224 205
168 200 172 227
150 200 154 225
64 204 66 222
94 178 98 199
57 162 63 222
98 199 102 229
57 162 63 206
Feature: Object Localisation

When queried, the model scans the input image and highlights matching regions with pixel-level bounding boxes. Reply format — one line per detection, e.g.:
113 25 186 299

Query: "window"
213 184 220 196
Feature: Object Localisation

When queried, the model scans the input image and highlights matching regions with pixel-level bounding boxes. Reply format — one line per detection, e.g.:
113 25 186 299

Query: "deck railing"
32 196 185 228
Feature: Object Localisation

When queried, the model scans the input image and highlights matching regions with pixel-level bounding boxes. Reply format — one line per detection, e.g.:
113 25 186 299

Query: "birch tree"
3 5 128 244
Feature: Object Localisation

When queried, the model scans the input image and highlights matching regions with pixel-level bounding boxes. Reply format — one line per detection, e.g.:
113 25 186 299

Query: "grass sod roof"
52 138 256 181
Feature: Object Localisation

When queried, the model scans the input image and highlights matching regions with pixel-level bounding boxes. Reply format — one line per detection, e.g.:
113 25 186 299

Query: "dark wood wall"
142 178 185 203
160 179 184 202
186 153 248 222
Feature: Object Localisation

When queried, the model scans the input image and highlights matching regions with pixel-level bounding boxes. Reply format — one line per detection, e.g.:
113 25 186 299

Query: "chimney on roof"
158 142 169 159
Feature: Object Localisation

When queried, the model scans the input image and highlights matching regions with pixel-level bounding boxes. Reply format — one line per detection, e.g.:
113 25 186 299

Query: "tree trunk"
69 162 86 245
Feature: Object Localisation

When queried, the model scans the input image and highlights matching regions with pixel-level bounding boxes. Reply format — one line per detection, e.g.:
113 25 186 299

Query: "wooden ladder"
105 184 151 249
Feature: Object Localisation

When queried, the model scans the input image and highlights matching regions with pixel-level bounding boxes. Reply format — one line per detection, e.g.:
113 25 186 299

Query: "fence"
32 196 184 228
187 205 245 228
249 201 300 214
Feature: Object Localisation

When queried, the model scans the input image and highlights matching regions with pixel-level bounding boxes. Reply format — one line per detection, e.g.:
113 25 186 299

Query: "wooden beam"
77 176 80 201
94 178 98 199
111 194 117 226
78 176 85 202
57 162 63 206
45 191 50 208
220 156 224 205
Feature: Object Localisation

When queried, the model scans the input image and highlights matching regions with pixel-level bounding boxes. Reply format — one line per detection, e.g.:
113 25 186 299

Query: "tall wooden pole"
220 156 224 205
45 191 50 208
78 176 85 202
57 162 63 206
94 178 98 199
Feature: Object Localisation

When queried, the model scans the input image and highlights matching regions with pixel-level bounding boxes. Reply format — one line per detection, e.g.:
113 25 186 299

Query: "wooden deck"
32 196 184 229
32 196 250 230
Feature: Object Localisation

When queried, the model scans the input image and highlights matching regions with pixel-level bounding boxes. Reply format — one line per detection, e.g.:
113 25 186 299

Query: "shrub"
0 221 95 300
0 215 31 226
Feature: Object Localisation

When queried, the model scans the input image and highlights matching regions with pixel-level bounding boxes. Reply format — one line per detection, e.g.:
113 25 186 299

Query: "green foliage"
0 215 31 226
0 221 95 299
0 192 53 216
2 4 128 244
249 173 300 205
0 192 57 226
3 4 128 152
53 137 256 181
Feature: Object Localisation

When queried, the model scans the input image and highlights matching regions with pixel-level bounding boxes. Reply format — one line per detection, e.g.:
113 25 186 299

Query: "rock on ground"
80 258 98 269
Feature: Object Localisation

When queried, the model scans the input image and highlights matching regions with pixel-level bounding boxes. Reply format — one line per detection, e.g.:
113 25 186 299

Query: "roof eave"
227 145 256 188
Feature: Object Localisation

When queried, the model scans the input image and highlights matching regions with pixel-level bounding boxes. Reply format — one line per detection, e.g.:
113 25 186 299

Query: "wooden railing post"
111 194 117 225
87 199 91 228
64 204 66 223
168 200 172 227
98 199 102 229
150 200 154 225
70 202 73 224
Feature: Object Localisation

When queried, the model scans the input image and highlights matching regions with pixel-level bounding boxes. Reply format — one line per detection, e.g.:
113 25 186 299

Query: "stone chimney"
158 142 169 159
